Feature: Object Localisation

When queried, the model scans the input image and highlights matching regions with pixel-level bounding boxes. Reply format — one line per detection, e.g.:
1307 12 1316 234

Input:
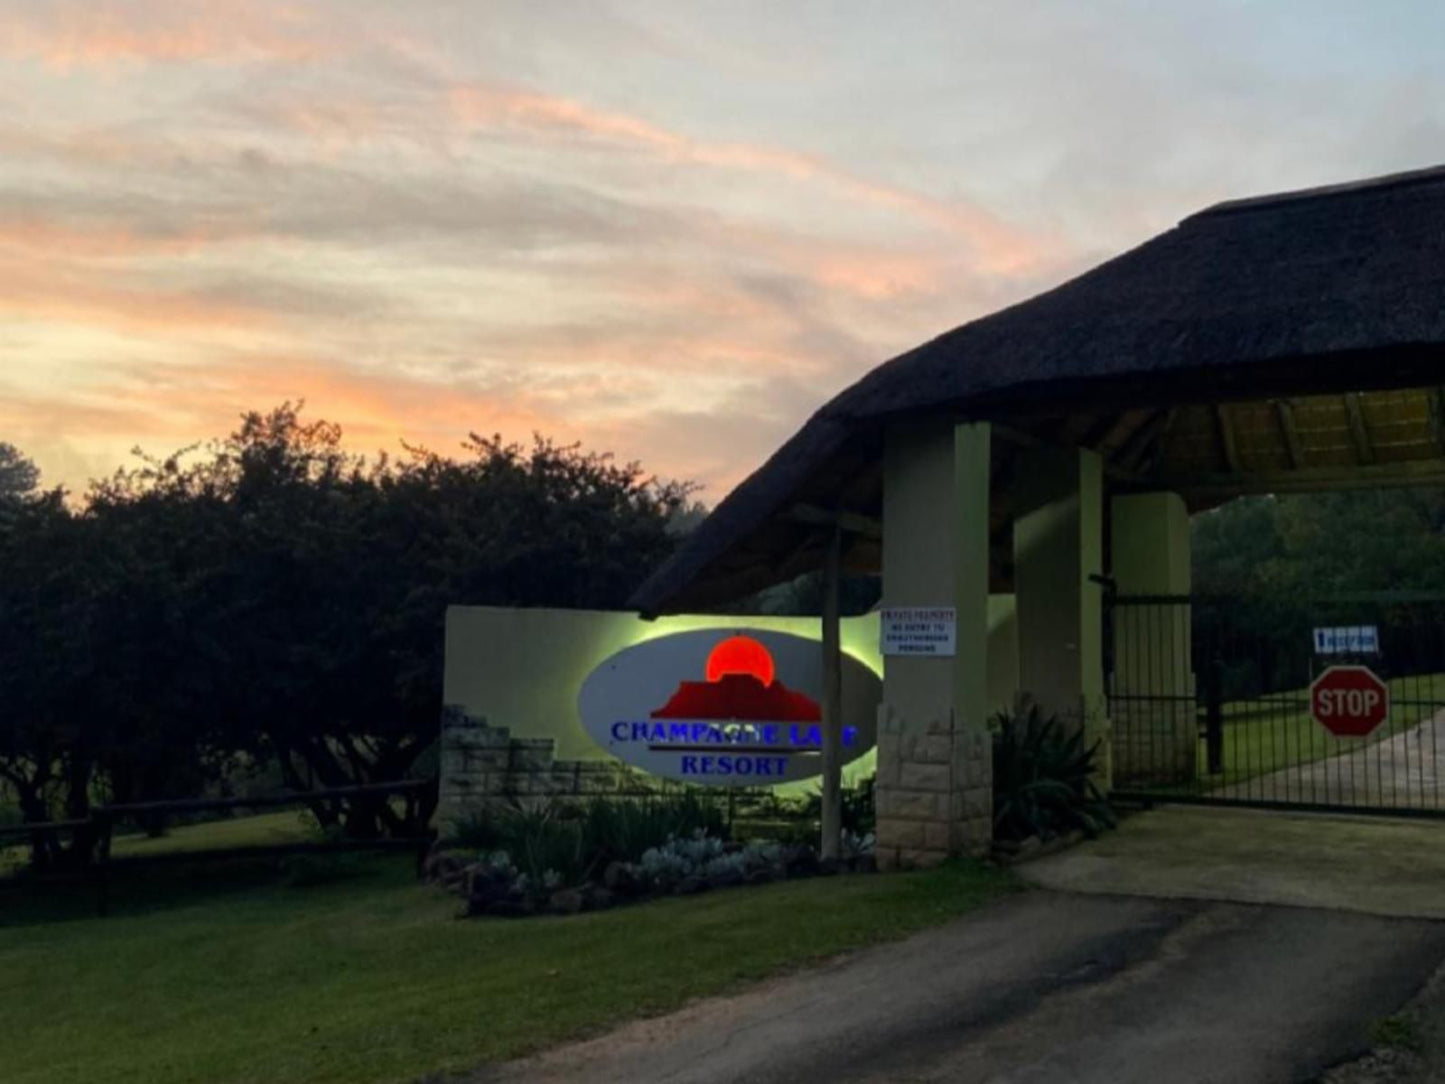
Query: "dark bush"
991 700 1114 842
443 792 730 890
578 792 725 868
796 774 875 836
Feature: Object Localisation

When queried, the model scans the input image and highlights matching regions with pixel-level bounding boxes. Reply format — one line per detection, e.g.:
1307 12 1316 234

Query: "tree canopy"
0 406 692 849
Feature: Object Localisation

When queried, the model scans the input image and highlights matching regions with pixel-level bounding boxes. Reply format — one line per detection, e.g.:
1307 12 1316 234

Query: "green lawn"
0 809 322 876
1200 672 1445 789
0 850 1016 1084
109 809 319 857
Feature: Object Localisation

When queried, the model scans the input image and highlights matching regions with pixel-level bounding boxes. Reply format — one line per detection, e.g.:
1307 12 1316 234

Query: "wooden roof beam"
787 503 882 540
1215 404 1241 473
1275 399 1305 469
1344 392 1375 465
1430 389 1445 458
1113 407 1178 477
1138 458 1445 501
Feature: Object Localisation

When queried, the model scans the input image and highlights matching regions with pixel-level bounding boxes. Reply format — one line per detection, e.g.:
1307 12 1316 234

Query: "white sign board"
880 607 957 657
1313 625 1380 655
578 628 880 786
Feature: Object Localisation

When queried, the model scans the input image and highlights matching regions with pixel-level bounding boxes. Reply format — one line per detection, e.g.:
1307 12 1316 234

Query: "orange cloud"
6 1 335 69
0 252 277 336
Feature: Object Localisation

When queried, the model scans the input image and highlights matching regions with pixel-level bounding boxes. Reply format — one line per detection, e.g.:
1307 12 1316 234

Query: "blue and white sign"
1313 625 1380 655
578 628 880 785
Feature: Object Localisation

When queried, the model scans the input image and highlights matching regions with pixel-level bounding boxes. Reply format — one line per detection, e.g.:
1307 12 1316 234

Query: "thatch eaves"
631 165 1445 616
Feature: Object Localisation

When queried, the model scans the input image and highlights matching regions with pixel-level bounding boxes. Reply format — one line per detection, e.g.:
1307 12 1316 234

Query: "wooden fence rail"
1 779 437 916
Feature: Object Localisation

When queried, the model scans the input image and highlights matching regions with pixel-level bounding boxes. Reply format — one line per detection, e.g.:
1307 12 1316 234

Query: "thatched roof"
631 164 1445 615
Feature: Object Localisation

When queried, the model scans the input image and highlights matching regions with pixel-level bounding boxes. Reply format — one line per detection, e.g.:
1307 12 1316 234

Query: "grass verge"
0 851 1016 1084
1150 673 1445 792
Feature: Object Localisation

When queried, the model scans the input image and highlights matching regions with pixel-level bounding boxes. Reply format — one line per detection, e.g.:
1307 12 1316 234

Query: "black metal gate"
1105 591 1445 817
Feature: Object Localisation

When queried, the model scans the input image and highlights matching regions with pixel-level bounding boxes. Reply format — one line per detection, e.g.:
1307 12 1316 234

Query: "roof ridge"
1185 162 1445 223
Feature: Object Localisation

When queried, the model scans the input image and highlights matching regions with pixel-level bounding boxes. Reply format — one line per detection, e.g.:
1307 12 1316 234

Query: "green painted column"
950 422 994 856
1012 446 1106 733
1110 492 1194 785
875 420 993 868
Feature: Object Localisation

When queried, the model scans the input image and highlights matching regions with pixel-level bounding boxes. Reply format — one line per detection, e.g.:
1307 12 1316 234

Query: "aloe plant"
991 699 1114 842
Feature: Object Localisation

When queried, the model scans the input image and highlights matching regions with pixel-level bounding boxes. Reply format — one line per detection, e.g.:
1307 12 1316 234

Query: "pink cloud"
5 1 336 69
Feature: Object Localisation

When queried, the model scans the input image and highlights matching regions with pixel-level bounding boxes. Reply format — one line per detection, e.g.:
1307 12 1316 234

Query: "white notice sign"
881 607 957 657
1313 625 1380 655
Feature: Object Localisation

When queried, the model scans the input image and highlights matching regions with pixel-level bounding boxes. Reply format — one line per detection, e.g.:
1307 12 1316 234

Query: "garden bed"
428 833 876 917
429 790 876 918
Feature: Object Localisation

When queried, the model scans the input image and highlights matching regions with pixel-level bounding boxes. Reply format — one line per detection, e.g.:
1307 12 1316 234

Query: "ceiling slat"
1344 393 1375 465
1275 400 1305 469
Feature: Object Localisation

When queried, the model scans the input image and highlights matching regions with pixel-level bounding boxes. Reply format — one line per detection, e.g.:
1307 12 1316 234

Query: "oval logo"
578 628 880 786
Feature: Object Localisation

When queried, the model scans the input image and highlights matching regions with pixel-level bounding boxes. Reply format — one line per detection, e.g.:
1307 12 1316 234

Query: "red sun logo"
650 635 818 723
704 635 775 687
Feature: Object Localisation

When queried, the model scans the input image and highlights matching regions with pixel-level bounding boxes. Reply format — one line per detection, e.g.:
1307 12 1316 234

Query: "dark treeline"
0 405 692 853
1191 488 1445 697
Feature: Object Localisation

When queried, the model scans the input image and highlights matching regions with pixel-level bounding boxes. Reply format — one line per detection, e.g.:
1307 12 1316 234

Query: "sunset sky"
4 1 1444 500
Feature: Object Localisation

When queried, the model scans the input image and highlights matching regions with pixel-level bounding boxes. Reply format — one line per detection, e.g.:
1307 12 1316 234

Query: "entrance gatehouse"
631 163 1445 863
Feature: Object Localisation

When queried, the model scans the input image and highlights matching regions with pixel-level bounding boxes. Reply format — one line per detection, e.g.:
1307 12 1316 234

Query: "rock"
586 886 616 911
707 866 745 890
465 883 510 916
783 845 819 877
603 861 639 896
466 876 512 913
464 863 508 898
548 889 585 915
674 875 708 895
425 852 467 886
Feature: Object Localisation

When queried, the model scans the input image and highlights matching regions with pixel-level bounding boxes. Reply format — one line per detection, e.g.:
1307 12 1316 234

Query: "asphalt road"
478 891 1445 1084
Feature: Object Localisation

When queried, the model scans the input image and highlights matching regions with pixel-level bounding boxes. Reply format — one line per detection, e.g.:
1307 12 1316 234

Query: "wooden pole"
820 525 844 863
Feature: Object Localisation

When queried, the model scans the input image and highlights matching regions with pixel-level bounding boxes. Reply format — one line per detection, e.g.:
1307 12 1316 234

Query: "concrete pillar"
986 595 1019 714
1012 446 1106 737
875 420 993 868
1110 492 1195 785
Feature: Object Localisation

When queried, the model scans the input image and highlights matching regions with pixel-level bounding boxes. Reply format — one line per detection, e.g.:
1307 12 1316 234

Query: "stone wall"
873 707 991 869
436 706 661 835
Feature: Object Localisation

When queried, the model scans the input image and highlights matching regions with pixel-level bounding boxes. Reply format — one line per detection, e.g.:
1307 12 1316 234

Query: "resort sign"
578 629 880 785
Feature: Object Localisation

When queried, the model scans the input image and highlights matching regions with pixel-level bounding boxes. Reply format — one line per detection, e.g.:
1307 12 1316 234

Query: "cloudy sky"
3 1 1444 499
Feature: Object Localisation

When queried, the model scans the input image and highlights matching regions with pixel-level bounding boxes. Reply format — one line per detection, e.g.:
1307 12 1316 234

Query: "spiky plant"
991 698 1114 842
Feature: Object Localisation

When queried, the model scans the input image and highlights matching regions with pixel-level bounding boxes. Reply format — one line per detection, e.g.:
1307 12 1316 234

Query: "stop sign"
1310 665 1390 738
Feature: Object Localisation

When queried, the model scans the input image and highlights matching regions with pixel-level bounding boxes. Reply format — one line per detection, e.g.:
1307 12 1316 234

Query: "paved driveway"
1216 714 1445 811
1019 805 1445 919
477 889 1445 1084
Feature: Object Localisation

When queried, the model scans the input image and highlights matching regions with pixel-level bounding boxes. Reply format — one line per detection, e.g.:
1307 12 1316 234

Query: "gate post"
1012 446 1108 775
1110 493 1195 786
1203 658 1224 776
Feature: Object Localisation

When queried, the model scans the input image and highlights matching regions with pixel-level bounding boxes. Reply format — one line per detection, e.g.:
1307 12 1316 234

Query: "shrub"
495 801 589 888
991 699 1114 842
444 808 504 852
578 791 726 868
841 776 875 835
630 833 781 890
796 774 877 836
